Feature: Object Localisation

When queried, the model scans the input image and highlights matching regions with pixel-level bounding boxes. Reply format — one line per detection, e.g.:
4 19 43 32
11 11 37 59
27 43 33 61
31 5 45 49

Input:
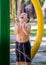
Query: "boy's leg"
25 62 31 65
16 62 21 65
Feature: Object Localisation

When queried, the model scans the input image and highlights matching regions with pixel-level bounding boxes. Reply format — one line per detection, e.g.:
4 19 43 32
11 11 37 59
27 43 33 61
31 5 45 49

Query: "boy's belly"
16 35 29 43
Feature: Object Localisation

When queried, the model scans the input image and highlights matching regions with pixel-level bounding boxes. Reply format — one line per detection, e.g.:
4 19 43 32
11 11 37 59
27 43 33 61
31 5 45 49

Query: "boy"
14 13 31 65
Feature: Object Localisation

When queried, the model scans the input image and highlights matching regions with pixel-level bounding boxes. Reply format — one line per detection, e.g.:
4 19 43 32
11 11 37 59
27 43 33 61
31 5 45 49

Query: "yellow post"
17 0 21 16
12 0 15 22
31 0 44 59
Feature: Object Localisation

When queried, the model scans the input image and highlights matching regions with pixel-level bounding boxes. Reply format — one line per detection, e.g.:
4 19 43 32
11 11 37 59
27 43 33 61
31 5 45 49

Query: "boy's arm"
14 22 20 35
14 18 20 35
22 23 31 36
14 23 18 35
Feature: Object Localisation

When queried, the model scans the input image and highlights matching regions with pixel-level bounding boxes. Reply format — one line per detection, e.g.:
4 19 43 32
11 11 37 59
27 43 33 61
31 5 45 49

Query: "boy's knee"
25 62 31 65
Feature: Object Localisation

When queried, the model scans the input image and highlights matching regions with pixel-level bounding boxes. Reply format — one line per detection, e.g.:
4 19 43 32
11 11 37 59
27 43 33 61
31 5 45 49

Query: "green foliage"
22 0 45 7
39 0 45 6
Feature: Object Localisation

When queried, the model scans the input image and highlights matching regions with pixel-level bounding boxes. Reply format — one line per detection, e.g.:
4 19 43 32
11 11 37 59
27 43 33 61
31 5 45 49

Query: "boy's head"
19 13 30 23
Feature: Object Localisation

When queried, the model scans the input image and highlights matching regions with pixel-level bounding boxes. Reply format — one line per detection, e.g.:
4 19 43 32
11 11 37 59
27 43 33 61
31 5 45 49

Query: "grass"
10 29 46 37
30 29 46 36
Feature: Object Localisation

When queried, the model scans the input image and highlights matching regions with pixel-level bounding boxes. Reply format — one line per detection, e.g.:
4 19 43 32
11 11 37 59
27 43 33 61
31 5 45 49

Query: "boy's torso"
16 34 29 43
16 23 30 43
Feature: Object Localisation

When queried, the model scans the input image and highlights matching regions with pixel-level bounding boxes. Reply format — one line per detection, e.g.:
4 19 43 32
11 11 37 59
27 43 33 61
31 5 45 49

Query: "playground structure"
31 0 44 59
0 0 44 65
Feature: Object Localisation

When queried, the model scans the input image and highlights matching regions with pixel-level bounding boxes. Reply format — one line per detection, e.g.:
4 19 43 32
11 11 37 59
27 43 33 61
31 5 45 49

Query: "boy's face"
19 13 28 23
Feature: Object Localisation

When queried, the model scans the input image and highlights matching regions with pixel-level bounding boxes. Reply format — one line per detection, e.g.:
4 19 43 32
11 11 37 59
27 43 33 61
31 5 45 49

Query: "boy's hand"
14 22 20 35
15 17 19 23
22 23 31 35
22 23 26 29
16 23 22 34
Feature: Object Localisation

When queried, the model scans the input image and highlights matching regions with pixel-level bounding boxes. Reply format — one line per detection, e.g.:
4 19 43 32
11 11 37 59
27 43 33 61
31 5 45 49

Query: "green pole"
0 0 10 65
0 0 1 64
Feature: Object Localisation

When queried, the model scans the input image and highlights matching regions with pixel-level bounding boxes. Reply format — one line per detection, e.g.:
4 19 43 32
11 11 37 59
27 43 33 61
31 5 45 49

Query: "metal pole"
16 0 17 15
0 0 10 65
17 0 21 16
0 0 1 64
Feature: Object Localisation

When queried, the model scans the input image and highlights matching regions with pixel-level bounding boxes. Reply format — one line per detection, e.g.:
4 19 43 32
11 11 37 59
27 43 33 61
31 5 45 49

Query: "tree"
39 0 45 7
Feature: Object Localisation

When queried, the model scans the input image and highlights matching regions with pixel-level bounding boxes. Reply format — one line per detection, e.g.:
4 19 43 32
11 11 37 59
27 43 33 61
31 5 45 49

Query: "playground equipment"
12 0 16 22
31 0 44 59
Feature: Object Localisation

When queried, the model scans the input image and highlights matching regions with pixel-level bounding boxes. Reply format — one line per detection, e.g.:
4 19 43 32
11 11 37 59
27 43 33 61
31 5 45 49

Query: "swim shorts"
15 41 31 62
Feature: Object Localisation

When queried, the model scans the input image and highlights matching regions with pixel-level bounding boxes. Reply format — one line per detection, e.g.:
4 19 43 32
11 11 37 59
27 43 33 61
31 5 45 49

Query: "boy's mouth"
21 17 24 19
